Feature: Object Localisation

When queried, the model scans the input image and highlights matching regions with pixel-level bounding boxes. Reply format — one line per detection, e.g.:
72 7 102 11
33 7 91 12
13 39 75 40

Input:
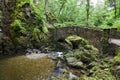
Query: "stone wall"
54 26 118 54
110 28 120 39
0 26 119 55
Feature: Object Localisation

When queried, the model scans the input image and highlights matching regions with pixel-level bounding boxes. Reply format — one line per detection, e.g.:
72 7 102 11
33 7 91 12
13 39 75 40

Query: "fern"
10 0 49 43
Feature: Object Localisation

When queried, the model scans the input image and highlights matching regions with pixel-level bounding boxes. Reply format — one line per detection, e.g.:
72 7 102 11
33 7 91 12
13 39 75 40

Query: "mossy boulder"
65 35 89 49
74 49 98 64
64 35 99 69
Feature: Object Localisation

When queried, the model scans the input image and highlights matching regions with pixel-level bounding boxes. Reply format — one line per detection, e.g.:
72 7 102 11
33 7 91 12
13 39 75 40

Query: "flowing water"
0 54 55 80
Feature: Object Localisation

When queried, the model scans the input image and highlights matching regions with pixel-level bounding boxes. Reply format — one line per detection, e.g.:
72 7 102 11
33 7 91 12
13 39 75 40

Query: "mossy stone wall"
0 26 119 54
54 26 118 54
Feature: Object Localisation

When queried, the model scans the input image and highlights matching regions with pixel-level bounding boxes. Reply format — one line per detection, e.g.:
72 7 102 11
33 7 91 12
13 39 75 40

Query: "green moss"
65 35 89 49
10 0 49 46
80 74 115 80
65 35 82 46
114 48 120 63
89 68 116 80
74 49 84 59
73 48 98 63
85 45 98 51
114 56 120 63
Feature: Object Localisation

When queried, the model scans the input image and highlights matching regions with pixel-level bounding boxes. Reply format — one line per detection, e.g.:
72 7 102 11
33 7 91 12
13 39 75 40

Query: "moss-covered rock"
63 35 116 80
16 36 31 47
74 49 98 63
114 47 120 63
84 45 98 51
64 35 99 70
110 47 120 79
65 35 89 49
88 67 116 80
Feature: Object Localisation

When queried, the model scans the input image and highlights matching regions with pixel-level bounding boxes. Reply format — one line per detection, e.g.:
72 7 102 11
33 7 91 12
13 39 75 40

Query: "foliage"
114 48 120 63
10 19 26 46
81 68 116 80
46 0 86 26
113 18 120 30
7 0 120 37
10 0 48 45
45 0 120 29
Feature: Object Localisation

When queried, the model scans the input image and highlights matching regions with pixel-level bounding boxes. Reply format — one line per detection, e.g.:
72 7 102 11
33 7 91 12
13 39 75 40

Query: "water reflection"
0 55 55 80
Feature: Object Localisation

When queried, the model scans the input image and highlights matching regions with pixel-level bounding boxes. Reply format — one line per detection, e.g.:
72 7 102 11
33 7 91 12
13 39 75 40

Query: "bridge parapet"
53 26 119 54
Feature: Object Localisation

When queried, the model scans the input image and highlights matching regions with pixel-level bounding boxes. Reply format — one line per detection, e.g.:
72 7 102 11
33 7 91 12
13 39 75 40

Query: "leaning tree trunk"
118 1 120 17
86 0 90 26
114 0 117 19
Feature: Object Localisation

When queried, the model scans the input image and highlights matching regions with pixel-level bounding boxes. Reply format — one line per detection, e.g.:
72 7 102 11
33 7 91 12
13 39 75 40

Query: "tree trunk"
114 0 117 19
118 1 120 17
86 0 90 26
44 0 48 12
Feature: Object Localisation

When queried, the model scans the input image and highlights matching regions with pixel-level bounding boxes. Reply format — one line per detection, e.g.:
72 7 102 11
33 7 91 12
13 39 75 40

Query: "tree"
86 0 90 26
113 0 117 18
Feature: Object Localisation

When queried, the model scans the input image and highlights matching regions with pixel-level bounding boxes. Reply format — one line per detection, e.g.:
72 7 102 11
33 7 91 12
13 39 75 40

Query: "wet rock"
26 48 33 54
56 60 63 68
51 67 79 80
65 51 74 58
69 72 78 79
66 57 76 63
66 57 84 68
47 52 64 60
56 52 63 59
26 48 41 54
75 61 84 67
116 65 120 69
33 49 41 54
48 52 58 60
51 67 68 79
26 54 47 59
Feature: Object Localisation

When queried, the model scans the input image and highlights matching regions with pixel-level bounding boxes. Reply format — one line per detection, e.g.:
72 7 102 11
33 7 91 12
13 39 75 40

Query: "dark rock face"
0 32 3 54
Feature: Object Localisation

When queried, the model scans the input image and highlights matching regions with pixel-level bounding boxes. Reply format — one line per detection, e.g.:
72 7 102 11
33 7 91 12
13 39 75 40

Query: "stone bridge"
49 26 120 54
0 26 120 54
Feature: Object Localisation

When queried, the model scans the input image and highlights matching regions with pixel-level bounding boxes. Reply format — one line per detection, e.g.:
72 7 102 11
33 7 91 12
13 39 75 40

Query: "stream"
0 50 78 80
